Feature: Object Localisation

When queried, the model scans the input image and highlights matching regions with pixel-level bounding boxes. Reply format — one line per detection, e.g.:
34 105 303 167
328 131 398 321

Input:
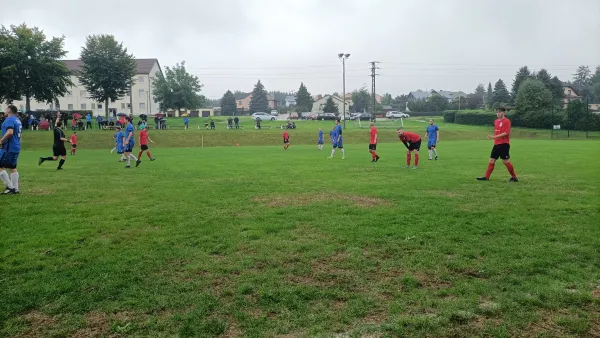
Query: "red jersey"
139 129 149 145
369 127 378 144
494 117 511 145
72 119 77 127
283 131 289 140
399 131 421 143
70 134 77 145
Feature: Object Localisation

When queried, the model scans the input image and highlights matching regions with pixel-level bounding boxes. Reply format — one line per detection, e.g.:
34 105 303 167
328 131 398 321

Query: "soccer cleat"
371 159 375 163
150 158 156 161
508 177 519 183
476 177 489 181
135 160 141 167
404 165 410 168
342 157 345 160
412 166 418 169
428 158 432 160
2 188 17 195
375 156 380 162
435 156 438 160
125 166 131 169
38 158 44 166
56 168 63 171
327 157 333 159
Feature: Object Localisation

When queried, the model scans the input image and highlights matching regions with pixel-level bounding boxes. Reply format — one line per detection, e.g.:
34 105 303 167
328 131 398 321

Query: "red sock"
373 151 378 158
138 151 143 159
371 152 375 160
147 151 152 159
415 154 419 166
485 163 495 179
406 153 411 166
504 162 516 178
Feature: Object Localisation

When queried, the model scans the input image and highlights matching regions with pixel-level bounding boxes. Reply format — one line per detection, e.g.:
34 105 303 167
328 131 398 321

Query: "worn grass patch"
252 192 390 208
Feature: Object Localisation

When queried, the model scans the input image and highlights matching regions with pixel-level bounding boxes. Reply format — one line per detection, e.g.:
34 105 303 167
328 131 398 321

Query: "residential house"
562 86 582 108
311 95 352 114
589 103 600 111
236 93 278 111
435 90 468 102
166 108 215 118
3 59 163 115
284 96 296 107
407 90 432 101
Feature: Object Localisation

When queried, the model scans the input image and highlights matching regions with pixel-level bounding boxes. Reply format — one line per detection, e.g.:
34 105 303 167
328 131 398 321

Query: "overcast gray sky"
2 0 599 99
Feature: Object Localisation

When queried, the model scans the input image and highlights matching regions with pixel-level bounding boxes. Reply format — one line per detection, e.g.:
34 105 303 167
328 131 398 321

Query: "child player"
425 119 439 160
283 129 290 151
136 125 155 167
317 128 324 151
69 132 77 155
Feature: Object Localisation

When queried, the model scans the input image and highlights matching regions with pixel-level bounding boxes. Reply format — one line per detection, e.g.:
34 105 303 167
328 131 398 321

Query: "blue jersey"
125 123 135 146
335 125 343 140
86 115 91 122
183 117 189 124
318 130 323 142
115 131 124 146
426 125 439 140
329 130 335 141
1 116 22 153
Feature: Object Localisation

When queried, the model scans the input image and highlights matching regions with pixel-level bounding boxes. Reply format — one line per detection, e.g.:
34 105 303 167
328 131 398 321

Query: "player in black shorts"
39 113 69 170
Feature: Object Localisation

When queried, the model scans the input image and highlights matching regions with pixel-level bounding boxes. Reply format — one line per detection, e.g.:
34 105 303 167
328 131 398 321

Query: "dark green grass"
1 140 600 337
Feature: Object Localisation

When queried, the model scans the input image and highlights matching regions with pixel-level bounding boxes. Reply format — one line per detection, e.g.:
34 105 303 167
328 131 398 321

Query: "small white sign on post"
553 125 561 130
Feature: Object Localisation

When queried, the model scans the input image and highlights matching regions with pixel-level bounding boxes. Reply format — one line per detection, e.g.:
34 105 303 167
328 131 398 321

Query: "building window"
19 105 24 111
80 90 86 97
98 104 103 109
568 90 572 96
111 98 115 103
68 104 73 110
81 103 86 110
121 103 126 109
138 76 144 82
139 103 146 112
127 103 131 109
139 89 145 98
91 103 96 110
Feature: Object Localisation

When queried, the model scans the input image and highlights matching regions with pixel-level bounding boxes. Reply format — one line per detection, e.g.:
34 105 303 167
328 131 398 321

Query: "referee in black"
39 112 69 170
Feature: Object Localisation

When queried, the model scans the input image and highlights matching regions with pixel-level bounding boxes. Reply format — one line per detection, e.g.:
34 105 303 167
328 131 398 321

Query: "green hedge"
454 110 499 125
443 111 456 123
405 111 443 117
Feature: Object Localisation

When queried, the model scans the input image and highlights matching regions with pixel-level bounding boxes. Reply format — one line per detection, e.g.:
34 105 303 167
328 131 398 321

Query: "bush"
454 110 497 125
406 111 444 117
443 111 456 123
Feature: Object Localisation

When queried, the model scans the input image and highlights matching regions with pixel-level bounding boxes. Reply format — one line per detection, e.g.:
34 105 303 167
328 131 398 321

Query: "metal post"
339 53 350 129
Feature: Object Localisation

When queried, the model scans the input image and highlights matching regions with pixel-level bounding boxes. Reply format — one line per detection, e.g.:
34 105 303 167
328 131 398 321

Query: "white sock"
428 150 432 158
130 154 138 161
126 155 131 166
330 149 336 157
10 172 19 191
0 170 14 189
120 154 125 161
433 149 438 157
341 149 345 157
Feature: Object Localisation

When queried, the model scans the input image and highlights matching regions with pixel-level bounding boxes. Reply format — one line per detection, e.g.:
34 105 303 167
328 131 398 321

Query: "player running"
123 117 136 168
39 112 69 170
0 105 22 194
317 128 324 151
328 120 345 159
283 130 290 151
477 107 518 182
369 122 380 162
397 129 421 169
69 132 77 155
425 119 439 160
136 125 155 167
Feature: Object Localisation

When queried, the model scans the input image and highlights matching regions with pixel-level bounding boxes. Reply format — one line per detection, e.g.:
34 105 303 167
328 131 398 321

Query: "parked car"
350 113 372 121
270 110 278 116
251 112 276 121
386 111 410 119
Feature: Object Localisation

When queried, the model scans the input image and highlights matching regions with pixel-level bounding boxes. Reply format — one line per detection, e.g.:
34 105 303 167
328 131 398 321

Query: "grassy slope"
1 121 600 337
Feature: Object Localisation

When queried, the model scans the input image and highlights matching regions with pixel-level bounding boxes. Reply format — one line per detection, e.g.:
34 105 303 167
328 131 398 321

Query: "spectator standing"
97 115 103 130
234 116 240 129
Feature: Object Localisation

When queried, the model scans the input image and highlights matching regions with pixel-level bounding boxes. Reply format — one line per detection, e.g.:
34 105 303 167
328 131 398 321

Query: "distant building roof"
408 90 431 100
61 58 160 75
437 90 467 100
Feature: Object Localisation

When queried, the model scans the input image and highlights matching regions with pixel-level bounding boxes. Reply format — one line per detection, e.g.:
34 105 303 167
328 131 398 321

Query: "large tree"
249 80 269 113
550 76 564 101
322 96 339 115
467 84 485 109
220 90 237 116
572 65 592 91
516 79 553 113
0 24 72 111
152 61 205 115
492 79 510 108
295 82 313 113
428 94 448 112
351 87 371 113
393 94 408 110
79 34 136 116
381 93 393 106
511 66 531 103
485 82 493 108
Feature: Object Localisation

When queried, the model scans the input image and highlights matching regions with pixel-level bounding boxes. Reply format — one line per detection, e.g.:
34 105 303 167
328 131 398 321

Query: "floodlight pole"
339 53 350 129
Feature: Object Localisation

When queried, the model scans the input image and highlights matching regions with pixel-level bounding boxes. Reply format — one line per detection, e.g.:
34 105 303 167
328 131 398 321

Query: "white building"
3 59 163 116
311 95 352 114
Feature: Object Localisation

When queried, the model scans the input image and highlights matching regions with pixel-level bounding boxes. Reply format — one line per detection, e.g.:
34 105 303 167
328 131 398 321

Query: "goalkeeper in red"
477 107 518 182
397 129 421 169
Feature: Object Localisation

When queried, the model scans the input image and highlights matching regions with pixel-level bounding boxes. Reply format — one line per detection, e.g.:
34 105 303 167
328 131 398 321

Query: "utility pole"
338 53 351 129
370 61 380 121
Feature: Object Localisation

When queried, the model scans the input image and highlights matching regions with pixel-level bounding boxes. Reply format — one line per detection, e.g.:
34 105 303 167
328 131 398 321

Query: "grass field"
1 120 600 337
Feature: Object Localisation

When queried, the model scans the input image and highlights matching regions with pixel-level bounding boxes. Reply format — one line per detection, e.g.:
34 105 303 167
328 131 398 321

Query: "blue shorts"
333 140 344 148
428 139 437 148
0 151 19 169
318 140 323 144
124 144 134 153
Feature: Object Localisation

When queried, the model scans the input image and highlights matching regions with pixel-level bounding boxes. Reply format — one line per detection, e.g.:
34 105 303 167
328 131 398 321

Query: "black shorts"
124 145 134 153
141 144 149 151
369 143 377 150
53 144 67 157
283 139 289 144
490 143 510 160
408 139 421 151
71 144 77 149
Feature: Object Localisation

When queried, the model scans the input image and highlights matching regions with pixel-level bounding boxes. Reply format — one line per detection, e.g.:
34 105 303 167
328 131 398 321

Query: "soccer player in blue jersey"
123 117 137 168
317 128 324 150
425 119 440 160
328 119 345 159
0 105 22 194
114 127 126 161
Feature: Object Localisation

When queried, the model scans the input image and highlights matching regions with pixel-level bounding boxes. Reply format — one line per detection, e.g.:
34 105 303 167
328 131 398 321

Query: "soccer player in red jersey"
369 122 380 162
477 108 518 182
397 129 421 169
69 132 77 155
283 130 290 150
135 125 155 167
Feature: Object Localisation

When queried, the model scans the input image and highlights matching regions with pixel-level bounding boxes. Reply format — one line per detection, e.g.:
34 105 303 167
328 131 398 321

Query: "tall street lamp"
338 53 350 129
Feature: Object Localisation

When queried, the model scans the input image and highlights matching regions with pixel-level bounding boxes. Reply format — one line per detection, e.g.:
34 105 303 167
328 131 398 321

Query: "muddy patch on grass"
18 311 57 338
72 312 110 337
252 193 391 209
27 187 55 196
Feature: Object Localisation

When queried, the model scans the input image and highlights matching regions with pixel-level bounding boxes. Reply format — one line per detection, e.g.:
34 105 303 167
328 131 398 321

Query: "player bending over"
0 105 22 194
477 107 518 182
425 119 439 160
369 122 380 162
397 129 421 169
